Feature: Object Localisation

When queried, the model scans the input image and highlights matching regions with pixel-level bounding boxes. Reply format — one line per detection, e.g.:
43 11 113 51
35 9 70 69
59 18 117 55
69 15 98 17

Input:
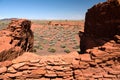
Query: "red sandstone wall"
80 0 120 53
85 0 120 38
0 44 120 80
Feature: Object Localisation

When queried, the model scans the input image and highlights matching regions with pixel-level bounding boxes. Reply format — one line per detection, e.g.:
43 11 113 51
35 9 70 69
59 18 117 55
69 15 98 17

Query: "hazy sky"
0 0 106 20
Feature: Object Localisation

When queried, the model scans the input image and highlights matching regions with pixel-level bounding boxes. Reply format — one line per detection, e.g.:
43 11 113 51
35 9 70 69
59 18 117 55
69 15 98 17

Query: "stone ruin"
80 0 120 53
0 0 119 79
0 19 34 61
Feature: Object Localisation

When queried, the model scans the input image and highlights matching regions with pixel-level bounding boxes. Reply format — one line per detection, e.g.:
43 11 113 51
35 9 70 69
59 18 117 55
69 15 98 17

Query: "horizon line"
0 17 85 21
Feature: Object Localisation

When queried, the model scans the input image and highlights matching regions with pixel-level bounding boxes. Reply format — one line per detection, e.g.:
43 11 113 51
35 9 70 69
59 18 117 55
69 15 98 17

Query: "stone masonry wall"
0 39 120 80
80 0 120 53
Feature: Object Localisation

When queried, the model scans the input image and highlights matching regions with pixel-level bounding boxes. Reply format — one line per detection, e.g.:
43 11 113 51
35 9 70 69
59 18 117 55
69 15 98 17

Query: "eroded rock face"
80 0 120 53
0 19 34 61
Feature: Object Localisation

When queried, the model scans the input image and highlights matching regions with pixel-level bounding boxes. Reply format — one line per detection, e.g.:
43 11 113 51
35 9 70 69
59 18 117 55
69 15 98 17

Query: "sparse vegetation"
0 20 10 30
0 19 84 55
32 48 37 52
60 44 66 48
64 48 71 53
48 47 56 53
72 45 80 49
32 20 84 55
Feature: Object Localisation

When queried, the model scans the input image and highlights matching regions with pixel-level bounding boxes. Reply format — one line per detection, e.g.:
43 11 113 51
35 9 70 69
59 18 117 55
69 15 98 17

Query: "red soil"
31 21 84 55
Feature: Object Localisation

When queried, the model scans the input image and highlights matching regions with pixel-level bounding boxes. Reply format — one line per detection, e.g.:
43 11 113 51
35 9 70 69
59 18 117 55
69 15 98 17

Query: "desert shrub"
32 48 37 52
34 45 39 49
72 39 76 42
48 47 56 53
60 44 66 48
76 49 80 52
73 41 78 44
72 45 80 49
49 40 56 46
34 44 44 50
64 48 71 53
38 45 44 50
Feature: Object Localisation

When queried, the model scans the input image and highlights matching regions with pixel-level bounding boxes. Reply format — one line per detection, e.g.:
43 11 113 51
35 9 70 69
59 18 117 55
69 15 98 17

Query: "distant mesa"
0 18 18 21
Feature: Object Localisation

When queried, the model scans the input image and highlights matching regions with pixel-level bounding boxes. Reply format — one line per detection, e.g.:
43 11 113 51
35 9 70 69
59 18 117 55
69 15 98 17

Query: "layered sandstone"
0 19 34 61
80 0 120 53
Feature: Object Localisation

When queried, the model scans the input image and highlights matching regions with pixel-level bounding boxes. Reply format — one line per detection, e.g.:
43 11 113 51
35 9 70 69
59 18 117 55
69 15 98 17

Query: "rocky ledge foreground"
0 44 119 80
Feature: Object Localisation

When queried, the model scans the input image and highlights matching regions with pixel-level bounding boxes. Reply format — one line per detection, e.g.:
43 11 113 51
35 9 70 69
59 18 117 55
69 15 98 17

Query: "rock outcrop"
0 19 34 61
80 0 120 53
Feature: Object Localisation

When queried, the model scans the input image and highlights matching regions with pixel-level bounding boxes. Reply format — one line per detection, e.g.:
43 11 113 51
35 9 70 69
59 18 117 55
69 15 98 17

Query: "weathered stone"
38 78 50 80
79 61 89 69
95 59 103 63
80 54 92 61
56 71 65 77
18 65 29 70
5 72 22 78
0 75 10 80
103 74 116 78
108 69 120 75
0 61 12 67
71 59 80 69
30 59 40 63
89 62 97 67
93 74 103 78
80 0 120 53
12 52 40 63
0 67 7 74
46 66 53 70
8 66 17 73
45 73 57 78
22 70 31 75
12 62 26 69
53 66 64 71
102 45 120 53
22 74 42 79
28 67 38 70
90 49 108 57
31 68 46 75
74 70 83 75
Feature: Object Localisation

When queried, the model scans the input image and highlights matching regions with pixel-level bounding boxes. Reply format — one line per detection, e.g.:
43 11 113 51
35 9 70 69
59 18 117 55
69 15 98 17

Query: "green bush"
60 44 66 48
48 47 56 53
32 48 37 52
64 48 71 53
34 45 43 50
72 45 80 49
38 45 44 50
